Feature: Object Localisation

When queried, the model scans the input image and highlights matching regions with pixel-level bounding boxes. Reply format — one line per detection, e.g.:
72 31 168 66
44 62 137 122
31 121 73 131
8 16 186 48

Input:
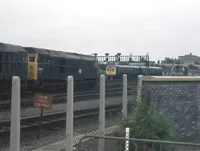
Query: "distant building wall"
178 53 200 64
137 76 200 142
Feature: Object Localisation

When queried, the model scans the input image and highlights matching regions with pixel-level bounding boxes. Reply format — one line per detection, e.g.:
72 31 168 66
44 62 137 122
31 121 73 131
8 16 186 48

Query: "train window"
107 67 110 72
28 53 36 62
111 68 114 72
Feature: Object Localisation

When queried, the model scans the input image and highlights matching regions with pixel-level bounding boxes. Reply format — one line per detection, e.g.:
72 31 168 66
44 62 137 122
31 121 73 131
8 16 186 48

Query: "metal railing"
76 135 200 151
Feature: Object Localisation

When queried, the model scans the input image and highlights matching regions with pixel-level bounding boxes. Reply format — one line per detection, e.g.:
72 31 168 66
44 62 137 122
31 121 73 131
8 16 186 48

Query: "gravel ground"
0 109 133 151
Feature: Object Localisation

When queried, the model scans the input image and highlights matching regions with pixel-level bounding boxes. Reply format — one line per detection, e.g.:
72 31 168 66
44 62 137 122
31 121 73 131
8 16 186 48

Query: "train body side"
106 64 162 80
0 42 28 99
23 47 98 92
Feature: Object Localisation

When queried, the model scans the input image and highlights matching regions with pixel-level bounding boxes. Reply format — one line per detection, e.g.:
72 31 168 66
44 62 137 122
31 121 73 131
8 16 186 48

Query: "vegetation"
120 88 177 151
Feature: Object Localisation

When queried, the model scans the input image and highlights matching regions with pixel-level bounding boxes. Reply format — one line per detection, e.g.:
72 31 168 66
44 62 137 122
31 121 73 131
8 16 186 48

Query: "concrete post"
122 74 128 121
99 74 105 151
10 76 21 151
66 76 74 151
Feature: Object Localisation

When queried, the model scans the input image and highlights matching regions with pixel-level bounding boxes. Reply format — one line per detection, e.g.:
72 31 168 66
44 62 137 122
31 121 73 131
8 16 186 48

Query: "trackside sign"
34 93 53 109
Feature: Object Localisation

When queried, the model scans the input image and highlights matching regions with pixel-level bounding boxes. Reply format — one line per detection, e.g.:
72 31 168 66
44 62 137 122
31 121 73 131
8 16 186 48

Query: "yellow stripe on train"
28 54 38 80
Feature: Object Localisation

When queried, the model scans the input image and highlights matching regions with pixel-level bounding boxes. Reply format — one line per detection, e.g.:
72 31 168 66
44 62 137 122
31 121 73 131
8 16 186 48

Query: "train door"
37 54 52 79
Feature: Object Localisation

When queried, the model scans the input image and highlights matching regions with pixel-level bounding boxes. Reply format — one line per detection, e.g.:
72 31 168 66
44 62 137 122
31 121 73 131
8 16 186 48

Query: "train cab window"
111 67 114 72
28 53 36 62
37 55 49 63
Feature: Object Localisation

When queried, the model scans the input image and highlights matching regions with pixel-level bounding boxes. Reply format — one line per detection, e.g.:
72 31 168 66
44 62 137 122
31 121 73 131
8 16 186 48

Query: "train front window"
28 53 36 62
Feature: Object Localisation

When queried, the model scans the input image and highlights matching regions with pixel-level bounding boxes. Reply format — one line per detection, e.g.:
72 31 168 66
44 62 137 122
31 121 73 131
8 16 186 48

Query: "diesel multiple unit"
0 42 98 99
106 64 162 79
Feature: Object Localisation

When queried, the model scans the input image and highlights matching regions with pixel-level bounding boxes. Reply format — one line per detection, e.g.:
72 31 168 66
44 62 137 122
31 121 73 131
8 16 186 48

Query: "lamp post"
129 53 133 63
93 53 98 58
176 59 181 74
117 53 121 62
105 53 109 62
145 53 149 75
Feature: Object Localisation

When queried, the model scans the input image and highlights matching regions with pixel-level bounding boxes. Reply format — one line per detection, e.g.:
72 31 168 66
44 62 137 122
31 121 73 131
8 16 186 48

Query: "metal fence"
76 135 200 151
6 74 200 151
4 74 135 151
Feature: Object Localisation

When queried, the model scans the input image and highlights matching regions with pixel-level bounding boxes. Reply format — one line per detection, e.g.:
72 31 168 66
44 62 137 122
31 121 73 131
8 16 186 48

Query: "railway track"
0 79 136 149
0 94 134 125
0 103 132 151
0 80 136 137
0 84 136 110
0 102 133 136
0 78 126 100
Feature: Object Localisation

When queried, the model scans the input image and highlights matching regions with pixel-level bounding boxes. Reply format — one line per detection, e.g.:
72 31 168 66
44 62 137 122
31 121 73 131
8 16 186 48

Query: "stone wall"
137 76 200 142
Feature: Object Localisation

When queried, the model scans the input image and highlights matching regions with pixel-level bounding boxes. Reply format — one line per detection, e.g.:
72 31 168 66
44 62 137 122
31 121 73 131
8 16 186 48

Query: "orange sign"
34 93 52 109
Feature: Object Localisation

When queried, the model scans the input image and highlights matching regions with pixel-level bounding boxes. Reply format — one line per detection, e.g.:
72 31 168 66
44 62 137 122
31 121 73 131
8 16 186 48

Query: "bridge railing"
95 53 149 65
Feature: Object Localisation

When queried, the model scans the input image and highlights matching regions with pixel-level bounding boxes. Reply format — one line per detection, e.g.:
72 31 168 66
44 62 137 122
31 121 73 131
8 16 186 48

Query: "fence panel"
73 75 128 148
0 74 135 150
76 135 200 151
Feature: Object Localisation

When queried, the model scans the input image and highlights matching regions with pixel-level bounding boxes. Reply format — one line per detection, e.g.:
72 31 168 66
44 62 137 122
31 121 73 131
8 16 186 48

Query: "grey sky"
0 0 200 61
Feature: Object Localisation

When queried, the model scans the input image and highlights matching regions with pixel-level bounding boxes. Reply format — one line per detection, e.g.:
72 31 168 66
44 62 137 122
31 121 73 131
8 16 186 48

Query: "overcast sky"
0 0 200 61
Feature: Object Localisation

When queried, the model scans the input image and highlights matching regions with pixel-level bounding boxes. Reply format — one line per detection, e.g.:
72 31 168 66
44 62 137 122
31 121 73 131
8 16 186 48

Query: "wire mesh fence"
3 75 200 151
76 135 200 151
0 75 136 150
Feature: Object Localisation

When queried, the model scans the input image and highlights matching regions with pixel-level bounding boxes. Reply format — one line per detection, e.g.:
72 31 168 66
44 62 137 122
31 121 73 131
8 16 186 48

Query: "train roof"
23 47 49 55
140 66 162 69
112 64 162 69
0 42 27 53
115 65 140 68
23 47 96 61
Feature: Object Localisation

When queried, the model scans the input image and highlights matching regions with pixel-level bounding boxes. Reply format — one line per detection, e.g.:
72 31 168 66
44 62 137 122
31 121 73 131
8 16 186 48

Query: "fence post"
66 76 74 151
122 74 127 121
125 127 130 151
10 76 21 151
99 74 105 151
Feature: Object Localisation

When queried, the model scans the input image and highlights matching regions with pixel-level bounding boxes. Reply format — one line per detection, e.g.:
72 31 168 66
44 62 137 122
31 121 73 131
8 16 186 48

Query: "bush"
123 88 177 150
